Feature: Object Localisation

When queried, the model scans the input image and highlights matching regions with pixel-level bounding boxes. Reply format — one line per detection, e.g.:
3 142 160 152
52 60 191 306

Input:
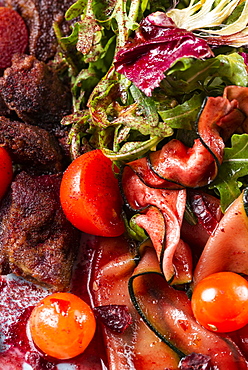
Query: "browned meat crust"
0 3 79 291
0 54 72 126
0 95 10 116
0 172 80 291
0 116 63 174
4 0 76 62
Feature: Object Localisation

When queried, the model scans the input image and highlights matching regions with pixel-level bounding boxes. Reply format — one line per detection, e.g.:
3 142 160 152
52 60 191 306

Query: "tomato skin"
191 272 248 333
60 149 125 237
0 147 13 200
29 292 96 360
0 7 28 68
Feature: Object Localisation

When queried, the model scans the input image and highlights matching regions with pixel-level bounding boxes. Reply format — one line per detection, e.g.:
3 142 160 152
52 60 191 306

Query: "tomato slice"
0 7 28 69
191 272 248 333
0 147 13 200
60 149 125 237
29 292 96 360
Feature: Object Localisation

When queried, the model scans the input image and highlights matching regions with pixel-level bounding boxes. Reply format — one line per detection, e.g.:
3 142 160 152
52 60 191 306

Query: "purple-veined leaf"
114 12 213 96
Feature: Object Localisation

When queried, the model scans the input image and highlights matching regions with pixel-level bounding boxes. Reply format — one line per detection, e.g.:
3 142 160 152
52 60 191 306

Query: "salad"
1 0 248 369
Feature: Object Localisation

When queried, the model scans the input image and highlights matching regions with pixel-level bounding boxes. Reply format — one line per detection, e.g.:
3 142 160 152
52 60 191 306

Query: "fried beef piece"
0 95 10 116
0 116 63 174
0 172 80 291
0 54 72 127
4 0 76 62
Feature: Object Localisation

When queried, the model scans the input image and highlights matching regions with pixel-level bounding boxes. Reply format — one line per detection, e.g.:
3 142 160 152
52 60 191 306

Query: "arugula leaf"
123 213 148 242
103 135 163 162
216 53 248 86
158 93 204 130
210 134 248 211
88 76 174 137
162 57 221 95
162 52 248 96
129 85 173 136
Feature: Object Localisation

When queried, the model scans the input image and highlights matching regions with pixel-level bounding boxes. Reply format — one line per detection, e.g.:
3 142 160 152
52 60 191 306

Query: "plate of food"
1 0 248 369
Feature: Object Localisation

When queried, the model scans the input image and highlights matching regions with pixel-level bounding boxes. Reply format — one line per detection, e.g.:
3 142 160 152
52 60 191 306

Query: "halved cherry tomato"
0 7 28 69
0 147 13 200
60 149 125 237
29 292 96 360
191 271 248 333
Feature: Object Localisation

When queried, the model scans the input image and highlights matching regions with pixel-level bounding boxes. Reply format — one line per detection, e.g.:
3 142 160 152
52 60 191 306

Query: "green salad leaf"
158 93 204 130
124 213 148 242
210 134 248 211
56 0 248 213
161 53 248 97
216 53 248 86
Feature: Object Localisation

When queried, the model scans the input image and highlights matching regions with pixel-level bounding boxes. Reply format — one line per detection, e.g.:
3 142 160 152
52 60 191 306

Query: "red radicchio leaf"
188 191 221 235
114 12 213 96
240 52 248 66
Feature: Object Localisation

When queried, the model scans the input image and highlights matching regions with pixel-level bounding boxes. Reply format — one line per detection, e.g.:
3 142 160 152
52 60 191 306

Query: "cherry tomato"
0 7 28 69
191 272 248 333
29 292 96 360
60 149 125 237
0 147 13 200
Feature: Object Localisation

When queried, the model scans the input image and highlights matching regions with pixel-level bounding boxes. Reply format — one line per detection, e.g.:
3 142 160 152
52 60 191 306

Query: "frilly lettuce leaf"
166 0 248 47
88 78 173 134
166 0 248 38
210 134 248 212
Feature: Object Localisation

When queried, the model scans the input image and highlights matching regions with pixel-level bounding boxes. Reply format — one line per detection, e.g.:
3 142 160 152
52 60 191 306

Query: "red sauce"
0 236 107 370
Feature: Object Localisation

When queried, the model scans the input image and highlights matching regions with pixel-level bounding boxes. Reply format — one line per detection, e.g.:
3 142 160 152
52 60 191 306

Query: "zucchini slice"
193 188 248 286
90 235 180 369
149 138 217 188
129 247 248 370
126 157 183 189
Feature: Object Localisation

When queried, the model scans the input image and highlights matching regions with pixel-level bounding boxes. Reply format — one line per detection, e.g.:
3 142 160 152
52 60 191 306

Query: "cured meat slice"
127 156 183 189
197 95 243 163
149 138 217 188
122 165 187 282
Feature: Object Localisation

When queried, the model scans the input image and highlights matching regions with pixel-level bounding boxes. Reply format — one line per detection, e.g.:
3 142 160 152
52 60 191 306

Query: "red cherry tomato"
60 149 125 237
0 147 13 200
191 272 248 333
0 7 28 69
29 292 96 360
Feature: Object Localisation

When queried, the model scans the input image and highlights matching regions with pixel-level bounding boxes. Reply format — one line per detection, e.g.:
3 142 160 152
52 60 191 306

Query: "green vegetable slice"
128 246 247 369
